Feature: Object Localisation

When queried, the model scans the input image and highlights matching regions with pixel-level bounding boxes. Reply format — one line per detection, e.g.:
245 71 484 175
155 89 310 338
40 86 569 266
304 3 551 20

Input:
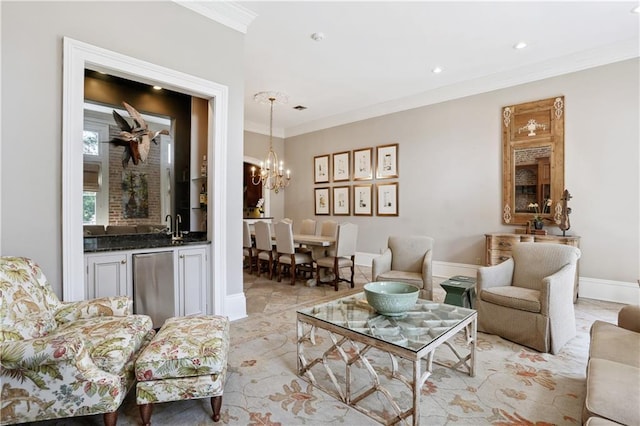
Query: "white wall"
1 2 245 305
283 59 639 289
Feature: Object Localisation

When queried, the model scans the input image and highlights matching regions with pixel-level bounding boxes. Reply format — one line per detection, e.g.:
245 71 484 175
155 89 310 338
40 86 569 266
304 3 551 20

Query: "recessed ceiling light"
432 67 443 74
632 5 640 13
514 41 528 50
152 85 162 90
310 32 325 42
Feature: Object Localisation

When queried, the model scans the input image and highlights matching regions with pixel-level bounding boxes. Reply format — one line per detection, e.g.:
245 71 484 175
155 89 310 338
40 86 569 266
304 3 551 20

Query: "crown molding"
281 37 639 138
173 1 257 34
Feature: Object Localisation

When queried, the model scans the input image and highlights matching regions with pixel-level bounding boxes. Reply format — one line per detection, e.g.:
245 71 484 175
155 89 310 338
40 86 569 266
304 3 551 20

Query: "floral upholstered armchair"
0 256 155 425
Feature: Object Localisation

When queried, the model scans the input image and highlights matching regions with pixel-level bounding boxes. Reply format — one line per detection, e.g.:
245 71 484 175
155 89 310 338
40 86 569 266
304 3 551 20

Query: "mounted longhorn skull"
110 102 169 167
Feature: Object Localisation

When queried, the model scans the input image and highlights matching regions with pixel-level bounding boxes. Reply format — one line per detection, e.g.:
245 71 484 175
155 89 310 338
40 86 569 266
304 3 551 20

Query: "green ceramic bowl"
364 281 419 316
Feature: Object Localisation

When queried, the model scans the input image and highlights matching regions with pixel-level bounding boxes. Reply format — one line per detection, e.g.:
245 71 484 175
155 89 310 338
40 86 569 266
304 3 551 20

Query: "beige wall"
1 1 246 299
283 59 639 283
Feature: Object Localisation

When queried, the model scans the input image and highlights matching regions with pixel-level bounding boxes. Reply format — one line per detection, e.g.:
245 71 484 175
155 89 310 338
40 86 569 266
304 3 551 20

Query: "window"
83 119 109 225
83 191 97 224
83 130 99 156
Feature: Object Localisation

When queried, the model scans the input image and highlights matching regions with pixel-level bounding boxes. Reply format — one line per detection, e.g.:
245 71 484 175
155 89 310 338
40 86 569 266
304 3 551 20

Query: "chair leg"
277 258 283 282
350 255 355 288
104 411 118 426
138 404 153 426
268 253 273 280
334 257 339 291
211 395 222 422
291 255 296 286
291 264 297 286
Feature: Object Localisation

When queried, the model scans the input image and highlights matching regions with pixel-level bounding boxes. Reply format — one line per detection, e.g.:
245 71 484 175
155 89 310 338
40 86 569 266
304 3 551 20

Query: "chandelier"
251 91 291 193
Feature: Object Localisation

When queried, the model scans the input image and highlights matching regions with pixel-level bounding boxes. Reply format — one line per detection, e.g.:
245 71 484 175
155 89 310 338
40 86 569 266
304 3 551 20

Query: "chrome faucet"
174 214 183 240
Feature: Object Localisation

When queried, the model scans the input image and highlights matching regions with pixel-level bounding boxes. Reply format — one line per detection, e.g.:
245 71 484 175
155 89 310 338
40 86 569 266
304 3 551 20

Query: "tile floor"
243 264 448 315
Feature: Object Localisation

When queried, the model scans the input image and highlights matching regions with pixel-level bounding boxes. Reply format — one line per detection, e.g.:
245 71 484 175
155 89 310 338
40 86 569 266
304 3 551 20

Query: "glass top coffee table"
296 292 477 425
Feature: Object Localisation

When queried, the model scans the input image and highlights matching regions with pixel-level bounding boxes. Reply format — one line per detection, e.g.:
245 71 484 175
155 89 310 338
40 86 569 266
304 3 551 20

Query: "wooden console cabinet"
485 233 581 301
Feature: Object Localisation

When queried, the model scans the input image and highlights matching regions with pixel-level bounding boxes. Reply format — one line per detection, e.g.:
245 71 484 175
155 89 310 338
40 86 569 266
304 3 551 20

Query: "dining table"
292 234 335 247
249 230 336 286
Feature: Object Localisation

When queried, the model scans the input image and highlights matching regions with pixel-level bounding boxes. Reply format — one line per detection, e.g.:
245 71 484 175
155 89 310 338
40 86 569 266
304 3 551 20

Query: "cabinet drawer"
487 249 513 265
534 236 579 247
487 235 520 250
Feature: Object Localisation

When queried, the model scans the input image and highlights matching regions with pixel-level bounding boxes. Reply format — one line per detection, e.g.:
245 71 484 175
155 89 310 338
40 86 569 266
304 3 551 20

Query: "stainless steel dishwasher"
133 251 175 328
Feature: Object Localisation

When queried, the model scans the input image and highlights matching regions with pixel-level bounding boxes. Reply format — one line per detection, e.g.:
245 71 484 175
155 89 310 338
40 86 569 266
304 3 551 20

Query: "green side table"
441 275 476 308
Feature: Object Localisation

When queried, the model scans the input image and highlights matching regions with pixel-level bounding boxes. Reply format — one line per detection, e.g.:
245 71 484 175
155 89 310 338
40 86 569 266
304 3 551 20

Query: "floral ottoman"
135 315 229 424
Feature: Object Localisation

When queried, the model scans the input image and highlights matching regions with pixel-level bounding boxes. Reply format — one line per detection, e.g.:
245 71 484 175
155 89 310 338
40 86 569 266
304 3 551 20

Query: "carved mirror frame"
502 96 565 225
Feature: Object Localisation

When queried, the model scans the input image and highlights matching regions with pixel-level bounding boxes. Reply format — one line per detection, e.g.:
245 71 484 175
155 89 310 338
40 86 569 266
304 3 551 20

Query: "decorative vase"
534 220 544 230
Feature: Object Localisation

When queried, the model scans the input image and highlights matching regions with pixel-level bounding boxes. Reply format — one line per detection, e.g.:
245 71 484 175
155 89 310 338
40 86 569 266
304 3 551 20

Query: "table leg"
469 318 477 377
412 359 421 426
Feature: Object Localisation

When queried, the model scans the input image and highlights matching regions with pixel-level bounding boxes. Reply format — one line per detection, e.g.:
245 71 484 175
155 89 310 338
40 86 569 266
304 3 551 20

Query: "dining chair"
281 218 293 224
254 221 276 279
296 219 318 256
300 219 317 235
242 221 257 274
274 222 314 286
315 222 358 291
320 220 338 257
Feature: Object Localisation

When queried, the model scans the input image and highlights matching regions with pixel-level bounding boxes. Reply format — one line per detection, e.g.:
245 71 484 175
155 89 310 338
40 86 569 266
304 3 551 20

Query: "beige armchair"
476 243 581 354
372 236 434 300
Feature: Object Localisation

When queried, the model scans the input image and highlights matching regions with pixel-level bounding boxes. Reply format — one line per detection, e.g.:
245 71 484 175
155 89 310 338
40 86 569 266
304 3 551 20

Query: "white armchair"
372 236 434 300
476 243 581 354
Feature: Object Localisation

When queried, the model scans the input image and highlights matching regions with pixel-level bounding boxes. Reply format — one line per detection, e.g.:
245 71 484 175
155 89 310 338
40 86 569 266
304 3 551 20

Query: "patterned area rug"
218 296 617 426
30 292 620 425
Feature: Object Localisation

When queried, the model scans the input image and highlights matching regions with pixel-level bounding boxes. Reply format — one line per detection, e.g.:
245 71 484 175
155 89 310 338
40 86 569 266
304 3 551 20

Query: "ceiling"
237 1 639 138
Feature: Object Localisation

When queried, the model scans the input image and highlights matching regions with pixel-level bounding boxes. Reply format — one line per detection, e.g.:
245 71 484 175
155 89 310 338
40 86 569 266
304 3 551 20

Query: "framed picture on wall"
376 182 398 216
314 155 330 184
332 151 350 182
314 187 330 215
376 143 399 179
353 147 373 180
332 186 350 215
353 184 373 216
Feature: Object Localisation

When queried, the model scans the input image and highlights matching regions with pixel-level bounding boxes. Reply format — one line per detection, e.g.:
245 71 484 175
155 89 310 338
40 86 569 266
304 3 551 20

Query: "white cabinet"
84 244 210 316
176 246 208 316
85 253 131 299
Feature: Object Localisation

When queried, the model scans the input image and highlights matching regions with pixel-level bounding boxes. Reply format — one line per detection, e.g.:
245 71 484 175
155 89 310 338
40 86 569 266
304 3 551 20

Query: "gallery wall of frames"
313 143 399 217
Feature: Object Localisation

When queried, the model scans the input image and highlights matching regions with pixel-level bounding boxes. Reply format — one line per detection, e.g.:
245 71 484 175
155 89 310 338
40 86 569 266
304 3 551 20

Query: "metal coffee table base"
296 315 477 425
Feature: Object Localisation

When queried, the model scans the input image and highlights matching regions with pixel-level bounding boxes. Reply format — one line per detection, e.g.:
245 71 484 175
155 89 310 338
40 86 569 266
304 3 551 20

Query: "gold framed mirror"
502 96 565 225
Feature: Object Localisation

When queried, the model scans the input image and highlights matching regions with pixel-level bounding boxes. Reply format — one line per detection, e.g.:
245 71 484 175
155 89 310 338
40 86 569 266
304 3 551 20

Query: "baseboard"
356 252 639 304
224 292 247 321
432 261 480 281
356 252 480 281
579 277 640 305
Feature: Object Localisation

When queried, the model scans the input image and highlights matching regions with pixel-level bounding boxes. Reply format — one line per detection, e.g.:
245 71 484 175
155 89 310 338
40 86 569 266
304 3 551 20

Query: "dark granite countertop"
84 232 209 253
